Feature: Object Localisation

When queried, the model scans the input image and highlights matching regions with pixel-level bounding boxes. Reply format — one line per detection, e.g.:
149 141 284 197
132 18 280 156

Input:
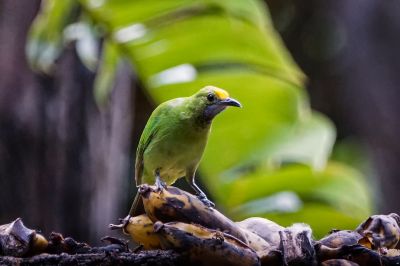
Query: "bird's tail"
128 190 145 217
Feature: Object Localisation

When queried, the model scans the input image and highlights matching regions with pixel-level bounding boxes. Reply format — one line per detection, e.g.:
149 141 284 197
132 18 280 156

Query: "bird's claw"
108 215 130 230
155 178 167 192
198 194 215 208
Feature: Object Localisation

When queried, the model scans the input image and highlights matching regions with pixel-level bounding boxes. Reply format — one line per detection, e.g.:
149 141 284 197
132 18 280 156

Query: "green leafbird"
110 86 241 229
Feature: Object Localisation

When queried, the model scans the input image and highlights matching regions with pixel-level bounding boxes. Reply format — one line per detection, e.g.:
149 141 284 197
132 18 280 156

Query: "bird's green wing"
134 105 164 186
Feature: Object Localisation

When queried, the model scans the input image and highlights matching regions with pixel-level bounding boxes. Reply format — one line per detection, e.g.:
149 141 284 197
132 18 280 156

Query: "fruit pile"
1 185 400 266
123 185 400 266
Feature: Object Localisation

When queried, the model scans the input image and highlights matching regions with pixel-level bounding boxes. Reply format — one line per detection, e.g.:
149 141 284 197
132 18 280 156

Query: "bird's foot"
197 194 215 208
155 178 167 192
108 215 130 230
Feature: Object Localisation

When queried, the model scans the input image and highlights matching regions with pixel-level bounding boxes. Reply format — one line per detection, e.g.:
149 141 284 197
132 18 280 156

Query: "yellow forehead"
214 88 229 100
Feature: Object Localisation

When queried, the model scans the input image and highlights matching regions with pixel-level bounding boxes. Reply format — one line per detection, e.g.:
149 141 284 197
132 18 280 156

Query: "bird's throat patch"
214 88 229 100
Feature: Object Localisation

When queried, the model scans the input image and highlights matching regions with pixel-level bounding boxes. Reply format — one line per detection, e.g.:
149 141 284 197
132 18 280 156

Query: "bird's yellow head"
213 87 230 100
193 86 241 122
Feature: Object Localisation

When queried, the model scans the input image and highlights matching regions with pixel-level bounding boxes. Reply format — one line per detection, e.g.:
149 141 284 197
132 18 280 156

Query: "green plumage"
135 95 210 187
115 85 241 222
134 86 241 200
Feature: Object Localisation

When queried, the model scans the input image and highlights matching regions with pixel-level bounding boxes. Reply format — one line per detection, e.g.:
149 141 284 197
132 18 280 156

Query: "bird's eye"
207 93 215 102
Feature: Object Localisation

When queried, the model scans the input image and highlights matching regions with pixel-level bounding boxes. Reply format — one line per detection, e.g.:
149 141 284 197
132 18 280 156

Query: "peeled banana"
236 217 283 249
139 184 247 243
153 221 260 266
239 227 272 255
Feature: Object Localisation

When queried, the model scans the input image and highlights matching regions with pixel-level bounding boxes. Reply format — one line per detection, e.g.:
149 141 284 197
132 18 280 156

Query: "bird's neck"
192 107 212 130
183 98 212 130
195 114 212 130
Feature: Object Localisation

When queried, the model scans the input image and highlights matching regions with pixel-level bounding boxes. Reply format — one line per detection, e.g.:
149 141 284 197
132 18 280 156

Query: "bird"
109 86 241 229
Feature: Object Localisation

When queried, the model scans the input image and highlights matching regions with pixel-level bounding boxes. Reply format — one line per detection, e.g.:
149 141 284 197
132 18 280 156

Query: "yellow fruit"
31 233 48 254
123 214 161 250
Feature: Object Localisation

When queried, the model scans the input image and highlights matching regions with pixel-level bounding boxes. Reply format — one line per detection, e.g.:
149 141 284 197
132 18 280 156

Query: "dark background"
1 0 399 243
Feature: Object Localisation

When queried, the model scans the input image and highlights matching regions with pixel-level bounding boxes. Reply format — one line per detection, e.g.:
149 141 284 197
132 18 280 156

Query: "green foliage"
27 0 78 73
226 162 371 238
28 0 372 236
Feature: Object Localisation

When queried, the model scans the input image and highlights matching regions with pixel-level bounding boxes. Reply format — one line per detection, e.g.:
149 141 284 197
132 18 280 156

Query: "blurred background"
0 0 398 244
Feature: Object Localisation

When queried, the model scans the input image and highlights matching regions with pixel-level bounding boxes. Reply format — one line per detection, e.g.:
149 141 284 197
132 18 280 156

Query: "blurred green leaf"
64 19 100 71
218 112 335 182
81 0 305 86
264 203 365 239
267 112 336 170
224 162 372 220
27 0 77 74
232 191 303 216
225 162 372 237
331 138 371 175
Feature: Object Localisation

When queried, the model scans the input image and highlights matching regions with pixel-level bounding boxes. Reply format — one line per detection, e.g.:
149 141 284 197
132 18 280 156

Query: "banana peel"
139 184 247 244
279 223 316 265
130 185 318 265
153 221 260 266
122 213 267 265
4 189 400 265
319 230 363 248
120 186 400 265
133 185 318 265
321 259 359 266
356 213 400 250
316 214 400 265
0 218 48 257
315 244 400 266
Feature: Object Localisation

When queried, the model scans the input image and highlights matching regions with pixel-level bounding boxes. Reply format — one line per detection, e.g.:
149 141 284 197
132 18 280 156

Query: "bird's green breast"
140 99 210 185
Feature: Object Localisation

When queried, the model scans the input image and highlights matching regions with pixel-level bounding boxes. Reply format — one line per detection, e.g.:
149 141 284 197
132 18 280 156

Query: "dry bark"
0 250 186 266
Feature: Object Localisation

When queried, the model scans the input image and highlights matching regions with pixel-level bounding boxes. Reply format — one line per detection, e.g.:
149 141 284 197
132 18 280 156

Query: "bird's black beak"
218 97 242 108
204 97 241 122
